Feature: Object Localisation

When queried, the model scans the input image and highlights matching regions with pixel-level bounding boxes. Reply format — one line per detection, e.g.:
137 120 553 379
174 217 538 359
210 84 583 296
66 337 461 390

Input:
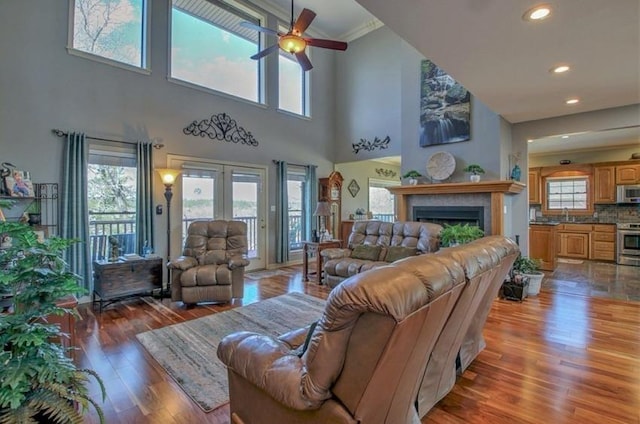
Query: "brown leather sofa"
217 235 518 424
167 220 249 305
321 220 443 288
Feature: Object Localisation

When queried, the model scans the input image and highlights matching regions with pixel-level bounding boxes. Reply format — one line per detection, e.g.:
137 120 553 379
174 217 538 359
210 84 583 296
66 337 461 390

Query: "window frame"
67 0 151 74
168 0 267 105
277 22 311 117
286 165 309 252
541 170 594 216
368 178 399 222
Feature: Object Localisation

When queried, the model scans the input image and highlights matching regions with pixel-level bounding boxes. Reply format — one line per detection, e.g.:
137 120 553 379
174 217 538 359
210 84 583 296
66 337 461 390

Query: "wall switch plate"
156 205 163 215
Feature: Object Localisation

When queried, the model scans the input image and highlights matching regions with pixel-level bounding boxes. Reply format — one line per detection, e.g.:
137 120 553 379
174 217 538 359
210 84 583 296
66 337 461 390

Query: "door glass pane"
182 171 217 239
233 172 259 258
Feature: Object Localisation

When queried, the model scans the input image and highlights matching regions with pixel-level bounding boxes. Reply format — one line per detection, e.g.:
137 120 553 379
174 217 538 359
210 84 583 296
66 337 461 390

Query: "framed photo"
419 59 471 147
4 170 34 197
347 179 360 198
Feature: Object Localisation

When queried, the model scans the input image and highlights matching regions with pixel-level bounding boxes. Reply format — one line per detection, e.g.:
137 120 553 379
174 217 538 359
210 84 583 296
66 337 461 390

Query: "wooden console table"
303 240 342 284
93 257 163 312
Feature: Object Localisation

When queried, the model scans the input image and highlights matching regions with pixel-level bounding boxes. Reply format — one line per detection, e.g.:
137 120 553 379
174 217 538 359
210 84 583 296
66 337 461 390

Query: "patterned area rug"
136 292 324 412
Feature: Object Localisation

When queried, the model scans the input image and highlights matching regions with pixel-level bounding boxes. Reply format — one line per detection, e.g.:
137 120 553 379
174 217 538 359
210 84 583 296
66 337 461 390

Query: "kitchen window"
542 175 593 215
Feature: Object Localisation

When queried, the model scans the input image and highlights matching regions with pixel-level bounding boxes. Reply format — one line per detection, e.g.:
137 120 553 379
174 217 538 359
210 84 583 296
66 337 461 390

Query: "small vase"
409 178 418 185
510 164 521 181
470 174 481 183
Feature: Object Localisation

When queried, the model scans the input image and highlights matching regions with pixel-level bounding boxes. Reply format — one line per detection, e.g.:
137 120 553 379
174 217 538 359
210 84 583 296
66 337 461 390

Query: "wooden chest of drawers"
93 257 163 311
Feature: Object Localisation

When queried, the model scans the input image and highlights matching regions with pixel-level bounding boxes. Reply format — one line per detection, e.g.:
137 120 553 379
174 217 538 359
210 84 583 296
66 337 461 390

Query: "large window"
287 166 310 251
278 24 309 116
87 148 138 261
546 177 589 210
369 179 398 222
70 0 148 69
171 0 264 102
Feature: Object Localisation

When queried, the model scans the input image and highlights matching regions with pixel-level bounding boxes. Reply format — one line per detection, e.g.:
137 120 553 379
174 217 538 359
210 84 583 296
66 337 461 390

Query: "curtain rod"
51 129 164 149
272 160 316 168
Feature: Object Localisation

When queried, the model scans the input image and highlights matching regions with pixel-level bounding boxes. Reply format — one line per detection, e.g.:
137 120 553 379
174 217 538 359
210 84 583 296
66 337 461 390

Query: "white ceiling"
260 0 639 155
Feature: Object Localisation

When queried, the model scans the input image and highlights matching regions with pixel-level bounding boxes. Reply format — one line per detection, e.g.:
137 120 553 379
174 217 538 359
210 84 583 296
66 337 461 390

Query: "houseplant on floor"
512 255 544 296
439 223 484 247
463 164 485 182
0 221 105 423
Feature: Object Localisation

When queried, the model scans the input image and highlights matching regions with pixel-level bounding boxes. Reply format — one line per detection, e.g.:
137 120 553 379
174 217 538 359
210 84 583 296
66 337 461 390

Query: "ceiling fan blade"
293 8 316 35
251 44 279 60
306 38 348 51
240 21 278 36
295 51 313 71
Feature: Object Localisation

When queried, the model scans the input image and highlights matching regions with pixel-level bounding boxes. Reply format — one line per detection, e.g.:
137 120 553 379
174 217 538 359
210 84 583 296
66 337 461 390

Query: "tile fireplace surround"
387 181 525 236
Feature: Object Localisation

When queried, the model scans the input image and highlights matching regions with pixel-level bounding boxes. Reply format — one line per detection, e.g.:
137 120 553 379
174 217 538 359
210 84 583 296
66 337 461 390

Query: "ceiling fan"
240 0 348 71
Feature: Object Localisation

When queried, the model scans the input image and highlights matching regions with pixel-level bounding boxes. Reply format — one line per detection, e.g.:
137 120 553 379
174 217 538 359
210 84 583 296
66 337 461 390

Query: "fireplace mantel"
388 180 525 236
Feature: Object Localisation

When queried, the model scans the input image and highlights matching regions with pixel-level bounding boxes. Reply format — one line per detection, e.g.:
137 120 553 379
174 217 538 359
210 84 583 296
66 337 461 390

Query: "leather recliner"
167 220 249 305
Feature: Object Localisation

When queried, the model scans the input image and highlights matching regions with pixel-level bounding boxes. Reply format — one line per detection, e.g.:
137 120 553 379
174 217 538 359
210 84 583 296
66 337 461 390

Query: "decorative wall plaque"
183 112 259 147
352 136 390 154
347 179 360 197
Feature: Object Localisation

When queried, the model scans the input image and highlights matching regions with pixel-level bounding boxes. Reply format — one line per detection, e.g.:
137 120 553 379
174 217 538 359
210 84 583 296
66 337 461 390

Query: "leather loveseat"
167 220 249 305
321 220 443 288
217 235 519 424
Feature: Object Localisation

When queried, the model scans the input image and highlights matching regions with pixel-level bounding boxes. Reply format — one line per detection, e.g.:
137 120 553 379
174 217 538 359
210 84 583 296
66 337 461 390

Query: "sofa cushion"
351 245 382 261
385 246 418 262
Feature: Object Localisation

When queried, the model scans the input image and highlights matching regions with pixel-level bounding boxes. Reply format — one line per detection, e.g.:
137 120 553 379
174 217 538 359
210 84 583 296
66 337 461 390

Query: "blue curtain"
275 161 289 263
61 132 91 291
305 165 317 240
136 141 154 255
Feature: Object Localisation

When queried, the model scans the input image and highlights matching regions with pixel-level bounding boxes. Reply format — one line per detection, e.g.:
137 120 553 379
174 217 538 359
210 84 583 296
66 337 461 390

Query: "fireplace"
413 206 485 231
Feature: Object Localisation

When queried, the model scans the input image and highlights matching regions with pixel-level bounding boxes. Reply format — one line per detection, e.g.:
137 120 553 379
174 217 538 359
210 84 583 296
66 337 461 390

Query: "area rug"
244 269 294 280
136 292 325 412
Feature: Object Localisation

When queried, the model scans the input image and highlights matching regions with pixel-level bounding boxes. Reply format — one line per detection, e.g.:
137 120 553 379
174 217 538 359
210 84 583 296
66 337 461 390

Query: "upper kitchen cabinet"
616 163 640 184
593 165 616 203
528 168 541 204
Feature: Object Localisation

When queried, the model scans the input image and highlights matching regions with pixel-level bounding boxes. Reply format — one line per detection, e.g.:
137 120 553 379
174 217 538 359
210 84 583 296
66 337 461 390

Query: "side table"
93 257 163 312
303 240 342 284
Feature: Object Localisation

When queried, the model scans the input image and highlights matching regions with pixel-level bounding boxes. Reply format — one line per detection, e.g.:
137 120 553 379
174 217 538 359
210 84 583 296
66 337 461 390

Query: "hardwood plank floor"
76 266 640 424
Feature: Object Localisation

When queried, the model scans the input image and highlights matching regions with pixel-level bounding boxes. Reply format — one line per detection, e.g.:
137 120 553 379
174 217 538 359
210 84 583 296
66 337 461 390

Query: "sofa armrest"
320 248 351 260
218 331 327 410
167 256 198 271
228 255 250 269
278 325 312 349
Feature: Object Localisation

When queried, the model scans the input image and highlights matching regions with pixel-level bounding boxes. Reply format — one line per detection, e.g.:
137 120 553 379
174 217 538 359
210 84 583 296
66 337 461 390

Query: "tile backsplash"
530 204 639 223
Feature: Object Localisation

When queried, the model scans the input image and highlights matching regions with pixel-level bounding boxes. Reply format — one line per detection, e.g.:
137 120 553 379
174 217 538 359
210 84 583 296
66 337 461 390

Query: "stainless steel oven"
617 223 640 266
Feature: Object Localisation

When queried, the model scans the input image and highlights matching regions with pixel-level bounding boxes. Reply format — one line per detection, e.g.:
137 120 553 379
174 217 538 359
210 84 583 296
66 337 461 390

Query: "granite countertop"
529 221 617 226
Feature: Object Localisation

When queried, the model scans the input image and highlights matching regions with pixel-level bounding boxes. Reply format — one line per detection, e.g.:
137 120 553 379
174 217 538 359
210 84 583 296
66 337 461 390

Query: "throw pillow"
385 246 418 263
351 245 383 261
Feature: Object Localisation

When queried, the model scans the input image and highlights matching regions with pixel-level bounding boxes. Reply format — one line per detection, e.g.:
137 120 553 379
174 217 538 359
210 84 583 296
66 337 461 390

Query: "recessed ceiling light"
551 65 570 74
561 135 569 139
523 4 552 21
565 98 580 105
527 139 534 143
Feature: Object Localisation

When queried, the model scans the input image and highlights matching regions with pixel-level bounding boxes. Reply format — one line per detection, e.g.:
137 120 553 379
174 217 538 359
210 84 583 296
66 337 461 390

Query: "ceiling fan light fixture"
279 34 306 54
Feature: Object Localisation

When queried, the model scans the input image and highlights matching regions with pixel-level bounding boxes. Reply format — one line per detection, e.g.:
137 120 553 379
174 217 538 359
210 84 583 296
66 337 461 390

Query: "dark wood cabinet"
93 257 163 311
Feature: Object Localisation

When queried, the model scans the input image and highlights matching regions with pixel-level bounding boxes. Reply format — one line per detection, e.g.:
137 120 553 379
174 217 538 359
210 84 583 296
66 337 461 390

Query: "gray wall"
0 0 338 265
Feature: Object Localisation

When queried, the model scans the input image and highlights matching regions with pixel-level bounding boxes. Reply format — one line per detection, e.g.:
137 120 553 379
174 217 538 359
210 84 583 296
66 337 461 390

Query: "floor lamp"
313 201 331 242
156 168 181 296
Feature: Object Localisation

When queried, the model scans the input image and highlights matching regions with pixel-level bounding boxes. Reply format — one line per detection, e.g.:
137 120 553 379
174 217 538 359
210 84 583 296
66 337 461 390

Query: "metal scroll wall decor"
375 168 397 178
183 112 259 147
352 135 390 154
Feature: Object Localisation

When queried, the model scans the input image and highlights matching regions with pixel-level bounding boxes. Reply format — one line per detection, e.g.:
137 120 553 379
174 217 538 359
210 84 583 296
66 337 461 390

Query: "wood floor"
75 266 640 424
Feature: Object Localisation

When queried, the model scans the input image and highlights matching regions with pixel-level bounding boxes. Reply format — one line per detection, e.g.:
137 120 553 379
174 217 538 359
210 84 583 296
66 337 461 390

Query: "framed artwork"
347 179 360 198
419 59 471 147
4 170 34 197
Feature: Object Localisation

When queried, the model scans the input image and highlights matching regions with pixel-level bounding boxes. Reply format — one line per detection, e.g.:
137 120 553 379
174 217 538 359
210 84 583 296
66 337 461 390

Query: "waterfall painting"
419 59 471 147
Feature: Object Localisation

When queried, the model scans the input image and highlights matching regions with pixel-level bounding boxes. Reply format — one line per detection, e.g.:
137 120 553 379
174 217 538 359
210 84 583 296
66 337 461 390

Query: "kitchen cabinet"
529 224 557 271
528 168 541 204
616 163 640 184
591 224 616 261
557 224 591 259
593 165 616 203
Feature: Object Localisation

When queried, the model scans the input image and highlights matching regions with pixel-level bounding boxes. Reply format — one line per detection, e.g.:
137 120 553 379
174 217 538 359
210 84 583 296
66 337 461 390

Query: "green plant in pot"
512 255 544 296
0 221 106 423
463 164 485 182
439 223 484 247
401 170 422 185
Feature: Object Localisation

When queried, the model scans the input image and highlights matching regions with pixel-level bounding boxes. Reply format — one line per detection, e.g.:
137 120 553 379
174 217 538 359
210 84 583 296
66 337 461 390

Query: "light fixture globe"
278 34 306 54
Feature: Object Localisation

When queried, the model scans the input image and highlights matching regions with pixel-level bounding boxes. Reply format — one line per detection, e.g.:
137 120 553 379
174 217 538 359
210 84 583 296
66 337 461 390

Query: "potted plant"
512 255 544 296
0 221 106 423
463 164 485 182
439 223 484 247
402 170 422 185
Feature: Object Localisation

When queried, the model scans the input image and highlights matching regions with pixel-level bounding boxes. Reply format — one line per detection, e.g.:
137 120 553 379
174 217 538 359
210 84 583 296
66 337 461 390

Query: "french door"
169 157 267 271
